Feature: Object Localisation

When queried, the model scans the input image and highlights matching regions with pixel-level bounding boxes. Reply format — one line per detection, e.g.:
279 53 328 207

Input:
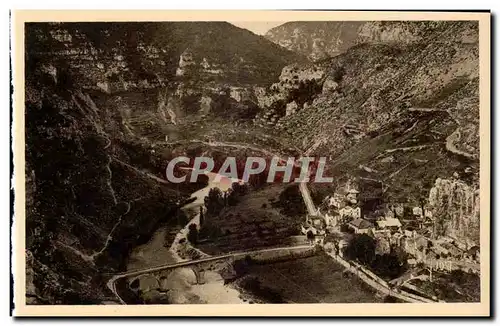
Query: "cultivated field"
235 252 382 303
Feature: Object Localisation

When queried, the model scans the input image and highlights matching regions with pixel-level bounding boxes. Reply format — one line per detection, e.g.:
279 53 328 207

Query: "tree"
306 231 315 243
372 252 408 279
187 224 198 244
204 188 225 216
278 185 306 217
345 234 376 265
199 206 204 227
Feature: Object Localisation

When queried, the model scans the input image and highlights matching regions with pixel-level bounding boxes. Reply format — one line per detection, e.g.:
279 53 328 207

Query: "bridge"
107 245 316 304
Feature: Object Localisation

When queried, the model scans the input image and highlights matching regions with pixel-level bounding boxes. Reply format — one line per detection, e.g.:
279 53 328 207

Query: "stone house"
348 218 374 234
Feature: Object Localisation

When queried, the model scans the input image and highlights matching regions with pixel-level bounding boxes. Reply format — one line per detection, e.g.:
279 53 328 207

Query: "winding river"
126 170 249 304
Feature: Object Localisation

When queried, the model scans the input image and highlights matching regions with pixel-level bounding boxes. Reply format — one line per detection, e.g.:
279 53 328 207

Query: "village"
300 178 480 290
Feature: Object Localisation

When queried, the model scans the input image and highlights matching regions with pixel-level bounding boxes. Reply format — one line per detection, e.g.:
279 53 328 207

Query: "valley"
24 20 481 305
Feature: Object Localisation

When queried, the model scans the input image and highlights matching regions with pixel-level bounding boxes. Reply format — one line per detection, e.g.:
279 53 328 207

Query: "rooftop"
349 218 374 230
377 217 402 228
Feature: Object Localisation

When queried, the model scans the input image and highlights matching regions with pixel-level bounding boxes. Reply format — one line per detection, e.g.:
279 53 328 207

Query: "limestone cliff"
265 21 477 62
428 178 480 243
23 20 482 304
265 21 364 61
264 21 480 244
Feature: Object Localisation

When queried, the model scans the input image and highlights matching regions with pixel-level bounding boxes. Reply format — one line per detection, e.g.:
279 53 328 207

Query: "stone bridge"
108 245 316 303
127 254 235 289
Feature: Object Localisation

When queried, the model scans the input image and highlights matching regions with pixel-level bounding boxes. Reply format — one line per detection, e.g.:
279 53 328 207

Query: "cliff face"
25 74 193 303
26 21 303 304
265 21 478 61
261 21 479 156
265 21 364 61
24 20 481 304
262 21 479 242
30 22 303 88
428 178 480 243
27 22 305 135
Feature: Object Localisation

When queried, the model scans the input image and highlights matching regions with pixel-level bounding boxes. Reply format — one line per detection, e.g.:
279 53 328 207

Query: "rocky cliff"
27 22 305 136
265 21 478 61
428 178 480 242
265 21 364 61
23 20 481 304
262 21 479 242
25 77 184 303
24 21 305 304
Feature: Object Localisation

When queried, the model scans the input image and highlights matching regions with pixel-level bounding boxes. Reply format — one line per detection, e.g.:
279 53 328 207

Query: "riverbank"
125 170 250 304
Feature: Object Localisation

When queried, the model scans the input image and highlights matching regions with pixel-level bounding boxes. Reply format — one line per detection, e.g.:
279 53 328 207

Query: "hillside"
24 21 302 304
265 21 364 61
23 20 481 304
26 22 305 142
259 21 480 243
265 21 478 61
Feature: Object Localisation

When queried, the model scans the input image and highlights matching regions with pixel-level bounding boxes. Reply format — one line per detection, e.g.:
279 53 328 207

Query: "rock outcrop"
428 178 480 243
265 21 365 61
265 21 476 61
24 21 305 304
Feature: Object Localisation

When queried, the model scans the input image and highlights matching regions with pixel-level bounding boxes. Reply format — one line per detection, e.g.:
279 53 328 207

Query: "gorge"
24 20 480 304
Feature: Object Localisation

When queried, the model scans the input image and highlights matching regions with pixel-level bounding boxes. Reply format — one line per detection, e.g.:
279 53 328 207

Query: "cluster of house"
300 181 480 269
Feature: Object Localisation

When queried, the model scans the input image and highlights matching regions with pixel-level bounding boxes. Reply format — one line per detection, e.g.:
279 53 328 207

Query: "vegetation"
187 224 199 244
234 253 381 303
344 234 408 280
276 185 307 217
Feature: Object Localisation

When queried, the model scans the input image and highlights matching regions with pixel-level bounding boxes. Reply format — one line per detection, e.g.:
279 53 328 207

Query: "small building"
339 206 362 222
412 206 423 218
323 211 339 228
307 215 326 230
376 217 402 231
431 244 449 258
338 239 349 257
348 218 374 234
404 229 416 238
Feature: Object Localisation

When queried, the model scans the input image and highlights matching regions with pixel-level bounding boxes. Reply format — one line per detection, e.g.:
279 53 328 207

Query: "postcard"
11 10 491 317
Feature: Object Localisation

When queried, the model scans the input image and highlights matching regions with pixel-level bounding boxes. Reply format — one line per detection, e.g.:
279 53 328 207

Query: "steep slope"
24 21 305 304
26 22 305 142
29 22 304 88
23 20 482 305
265 21 478 61
24 72 201 303
265 21 364 61
260 21 480 243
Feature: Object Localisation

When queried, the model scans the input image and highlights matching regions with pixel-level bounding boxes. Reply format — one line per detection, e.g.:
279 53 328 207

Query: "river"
126 170 249 304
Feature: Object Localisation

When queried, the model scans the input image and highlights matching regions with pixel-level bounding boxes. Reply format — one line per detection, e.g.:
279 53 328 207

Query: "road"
408 107 477 160
107 138 433 304
445 128 477 160
324 251 435 303
106 139 318 304
299 182 317 216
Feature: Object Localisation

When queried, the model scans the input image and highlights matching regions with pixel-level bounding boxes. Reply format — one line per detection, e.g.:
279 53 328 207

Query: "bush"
187 224 198 244
345 234 376 265
332 66 345 83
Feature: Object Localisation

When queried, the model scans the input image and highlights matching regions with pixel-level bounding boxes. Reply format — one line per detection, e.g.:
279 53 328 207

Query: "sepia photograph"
12 10 491 316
